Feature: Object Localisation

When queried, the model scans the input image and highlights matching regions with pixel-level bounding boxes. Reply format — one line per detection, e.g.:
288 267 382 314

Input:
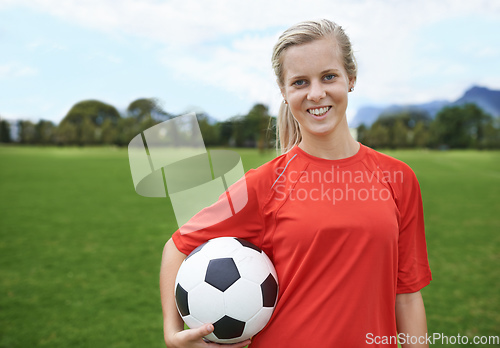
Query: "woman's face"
281 38 354 142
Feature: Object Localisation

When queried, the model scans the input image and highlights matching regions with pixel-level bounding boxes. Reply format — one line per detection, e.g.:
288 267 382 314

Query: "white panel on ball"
202 237 241 259
188 283 225 324
263 252 279 280
233 248 271 284
243 307 275 339
224 279 262 321
176 252 210 291
182 315 203 331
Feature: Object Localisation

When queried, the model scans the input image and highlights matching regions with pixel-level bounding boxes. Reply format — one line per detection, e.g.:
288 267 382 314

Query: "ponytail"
276 102 302 154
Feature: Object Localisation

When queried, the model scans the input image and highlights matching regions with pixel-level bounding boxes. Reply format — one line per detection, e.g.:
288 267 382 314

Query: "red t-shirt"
172 143 432 347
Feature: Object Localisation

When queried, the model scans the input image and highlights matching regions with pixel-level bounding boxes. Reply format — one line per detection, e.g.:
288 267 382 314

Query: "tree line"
0 99 276 152
358 103 500 149
1 99 499 149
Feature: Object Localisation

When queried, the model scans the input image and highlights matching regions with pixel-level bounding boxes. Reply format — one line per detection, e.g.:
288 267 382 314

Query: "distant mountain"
350 86 500 127
452 86 500 117
349 106 385 129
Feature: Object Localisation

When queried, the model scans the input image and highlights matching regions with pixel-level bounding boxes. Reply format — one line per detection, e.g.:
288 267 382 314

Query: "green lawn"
382 149 500 345
1 146 499 347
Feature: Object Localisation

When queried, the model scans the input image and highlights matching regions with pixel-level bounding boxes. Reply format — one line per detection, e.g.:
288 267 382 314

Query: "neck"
298 119 359 160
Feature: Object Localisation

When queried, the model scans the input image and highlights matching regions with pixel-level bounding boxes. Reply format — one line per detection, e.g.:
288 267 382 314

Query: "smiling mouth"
307 106 331 117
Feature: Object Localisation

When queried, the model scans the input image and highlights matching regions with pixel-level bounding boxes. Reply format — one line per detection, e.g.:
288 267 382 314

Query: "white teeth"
308 107 330 116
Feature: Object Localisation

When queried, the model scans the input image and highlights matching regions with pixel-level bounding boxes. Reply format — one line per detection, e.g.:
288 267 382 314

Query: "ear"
348 76 356 91
279 86 287 101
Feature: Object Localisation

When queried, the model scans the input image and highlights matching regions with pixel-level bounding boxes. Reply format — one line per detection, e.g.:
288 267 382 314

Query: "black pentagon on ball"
205 258 240 292
235 238 262 253
213 315 246 339
175 283 190 316
186 241 208 260
261 274 278 307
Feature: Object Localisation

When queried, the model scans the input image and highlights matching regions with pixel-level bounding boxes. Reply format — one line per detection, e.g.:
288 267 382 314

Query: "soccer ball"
174 237 279 344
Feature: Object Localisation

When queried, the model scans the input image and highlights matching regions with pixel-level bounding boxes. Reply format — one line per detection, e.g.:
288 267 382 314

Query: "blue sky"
1 0 499 124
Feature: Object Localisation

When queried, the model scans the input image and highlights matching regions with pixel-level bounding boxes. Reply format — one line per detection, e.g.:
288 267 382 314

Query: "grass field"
1 146 499 347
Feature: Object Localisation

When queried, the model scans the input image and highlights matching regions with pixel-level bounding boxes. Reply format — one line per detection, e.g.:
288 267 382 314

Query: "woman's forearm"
395 291 429 348
160 238 188 345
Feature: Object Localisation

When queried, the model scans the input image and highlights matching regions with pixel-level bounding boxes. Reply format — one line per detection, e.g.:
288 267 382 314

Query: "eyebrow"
287 68 341 81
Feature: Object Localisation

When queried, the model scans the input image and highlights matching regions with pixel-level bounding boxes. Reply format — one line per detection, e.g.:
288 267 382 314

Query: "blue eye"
293 80 306 86
324 74 336 81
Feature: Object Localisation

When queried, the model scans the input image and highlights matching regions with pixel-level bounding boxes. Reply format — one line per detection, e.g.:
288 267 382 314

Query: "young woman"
160 19 432 348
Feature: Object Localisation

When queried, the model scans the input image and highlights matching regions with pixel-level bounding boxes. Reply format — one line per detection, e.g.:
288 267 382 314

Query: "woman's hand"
166 323 251 348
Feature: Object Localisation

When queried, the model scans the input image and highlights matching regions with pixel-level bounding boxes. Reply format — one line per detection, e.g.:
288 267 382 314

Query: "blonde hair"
272 19 358 153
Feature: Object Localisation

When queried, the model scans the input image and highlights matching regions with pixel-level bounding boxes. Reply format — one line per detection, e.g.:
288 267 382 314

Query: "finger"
183 324 214 342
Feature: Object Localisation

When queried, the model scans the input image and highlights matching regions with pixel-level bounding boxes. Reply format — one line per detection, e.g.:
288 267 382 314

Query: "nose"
307 80 326 102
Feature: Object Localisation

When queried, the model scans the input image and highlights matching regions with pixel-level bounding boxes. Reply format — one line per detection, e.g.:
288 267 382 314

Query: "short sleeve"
171 169 266 255
396 166 432 293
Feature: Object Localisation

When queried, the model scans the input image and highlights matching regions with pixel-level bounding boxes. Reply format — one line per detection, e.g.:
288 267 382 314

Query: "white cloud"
473 46 499 59
26 39 67 52
0 62 38 78
160 33 280 110
14 0 491 44
85 51 122 64
2 0 499 120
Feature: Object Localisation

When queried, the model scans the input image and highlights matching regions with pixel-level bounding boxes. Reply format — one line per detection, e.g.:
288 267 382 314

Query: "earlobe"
349 77 356 92
280 90 288 104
